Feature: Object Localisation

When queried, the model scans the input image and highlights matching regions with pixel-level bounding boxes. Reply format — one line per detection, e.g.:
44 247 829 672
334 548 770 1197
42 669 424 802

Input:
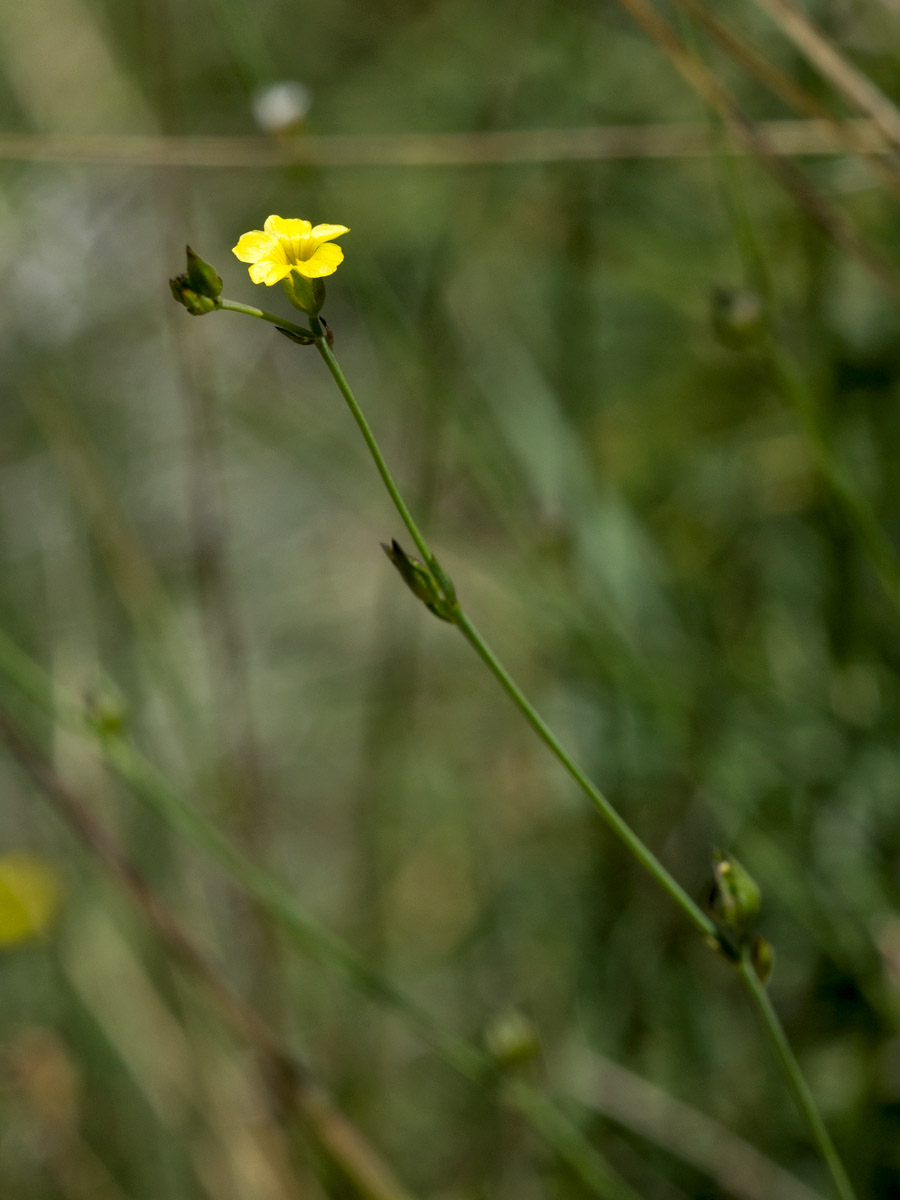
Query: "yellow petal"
233 231 277 263
294 243 344 278
309 224 350 246
264 215 312 240
0 854 62 948
249 259 292 285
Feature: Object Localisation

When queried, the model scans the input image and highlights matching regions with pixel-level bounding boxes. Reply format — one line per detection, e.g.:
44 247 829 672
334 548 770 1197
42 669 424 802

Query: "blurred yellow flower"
233 216 349 286
0 853 62 948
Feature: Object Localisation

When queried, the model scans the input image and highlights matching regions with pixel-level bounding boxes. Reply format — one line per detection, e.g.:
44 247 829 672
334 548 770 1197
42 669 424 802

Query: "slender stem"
502 1080 644 1200
765 337 900 615
738 954 856 1200
220 298 313 341
312 324 434 570
312 322 714 939
306 319 856 1199
454 610 715 938
695 43 900 620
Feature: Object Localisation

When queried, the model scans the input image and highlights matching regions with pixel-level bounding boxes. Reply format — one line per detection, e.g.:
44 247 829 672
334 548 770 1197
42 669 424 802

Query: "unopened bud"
484 1009 540 1069
85 686 128 739
711 287 766 350
382 540 456 622
170 246 223 316
185 246 223 300
706 851 761 935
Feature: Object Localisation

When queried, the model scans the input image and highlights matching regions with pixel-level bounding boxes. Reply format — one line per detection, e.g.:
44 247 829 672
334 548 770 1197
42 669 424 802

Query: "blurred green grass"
2 0 900 1197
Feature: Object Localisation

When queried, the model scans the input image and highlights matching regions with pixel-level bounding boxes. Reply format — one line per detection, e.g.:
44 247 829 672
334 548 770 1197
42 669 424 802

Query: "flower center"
283 233 315 264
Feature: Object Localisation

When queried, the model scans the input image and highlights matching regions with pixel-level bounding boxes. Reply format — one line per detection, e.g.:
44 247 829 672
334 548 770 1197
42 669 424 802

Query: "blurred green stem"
765 339 900 613
738 953 855 1200
700 51 900 618
0 624 639 1200
0 699 418 1200
306 316 856 1200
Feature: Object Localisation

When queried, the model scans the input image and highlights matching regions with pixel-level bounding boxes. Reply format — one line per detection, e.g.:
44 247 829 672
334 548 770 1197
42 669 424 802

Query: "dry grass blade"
753 0 900 150
0 123 890 168
0 705 418 1200
671 0 900 199
566 1051 826 1200
614 0 900 311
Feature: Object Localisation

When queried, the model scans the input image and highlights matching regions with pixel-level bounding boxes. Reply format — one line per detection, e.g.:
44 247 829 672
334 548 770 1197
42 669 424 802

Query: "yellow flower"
232 215 349 286
0 853 62 948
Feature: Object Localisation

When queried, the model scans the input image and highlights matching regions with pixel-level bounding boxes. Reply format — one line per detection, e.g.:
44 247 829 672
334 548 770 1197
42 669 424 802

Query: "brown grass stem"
0 702 419 1200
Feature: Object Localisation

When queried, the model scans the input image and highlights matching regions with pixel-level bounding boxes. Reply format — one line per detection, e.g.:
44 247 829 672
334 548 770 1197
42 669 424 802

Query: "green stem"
454 609 714 938
765 337 900 615
701 69 900 620
220 298 313 341
502 1080 644 1200
312 321 436 574
738 953 856 1200
311 321 713 940
307 320 856 1199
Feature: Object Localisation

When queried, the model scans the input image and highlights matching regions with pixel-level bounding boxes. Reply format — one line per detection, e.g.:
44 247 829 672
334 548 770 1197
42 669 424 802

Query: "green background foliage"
1 0 900 1196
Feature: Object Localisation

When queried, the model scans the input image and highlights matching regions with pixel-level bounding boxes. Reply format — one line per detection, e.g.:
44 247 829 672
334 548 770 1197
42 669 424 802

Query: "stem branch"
220 298 313 341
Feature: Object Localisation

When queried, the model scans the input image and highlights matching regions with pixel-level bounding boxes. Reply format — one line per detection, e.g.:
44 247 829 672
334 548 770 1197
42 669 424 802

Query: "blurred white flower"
251 81 312 135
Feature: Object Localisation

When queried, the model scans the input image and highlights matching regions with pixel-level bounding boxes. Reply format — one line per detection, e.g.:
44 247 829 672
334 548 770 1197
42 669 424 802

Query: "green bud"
705 852 761 936
381 540 456 622
750 934 775 985
711 287 766 350
170 276 220 315
184 246 223 300
170 246 223 316
84 686 128 739
484 1009 540 1069
282 272 326 316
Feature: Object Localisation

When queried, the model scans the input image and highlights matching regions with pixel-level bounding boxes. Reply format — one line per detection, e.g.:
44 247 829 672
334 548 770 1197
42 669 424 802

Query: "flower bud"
170 246 223 316
484 1009 540 1069
170 276 220 315
381 540 455 622
85 685 128 739
185 246 223 300
711 287 766 350
705 851 761 935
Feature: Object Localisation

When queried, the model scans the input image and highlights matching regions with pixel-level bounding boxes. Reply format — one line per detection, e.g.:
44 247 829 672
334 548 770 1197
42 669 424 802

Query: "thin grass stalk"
0 703 418 1200
0 625 643 1199
671 0 900 199
145 0 285 1026
612 0 900 312
752 0 900 150
0 124 893 168
685 9 900 619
